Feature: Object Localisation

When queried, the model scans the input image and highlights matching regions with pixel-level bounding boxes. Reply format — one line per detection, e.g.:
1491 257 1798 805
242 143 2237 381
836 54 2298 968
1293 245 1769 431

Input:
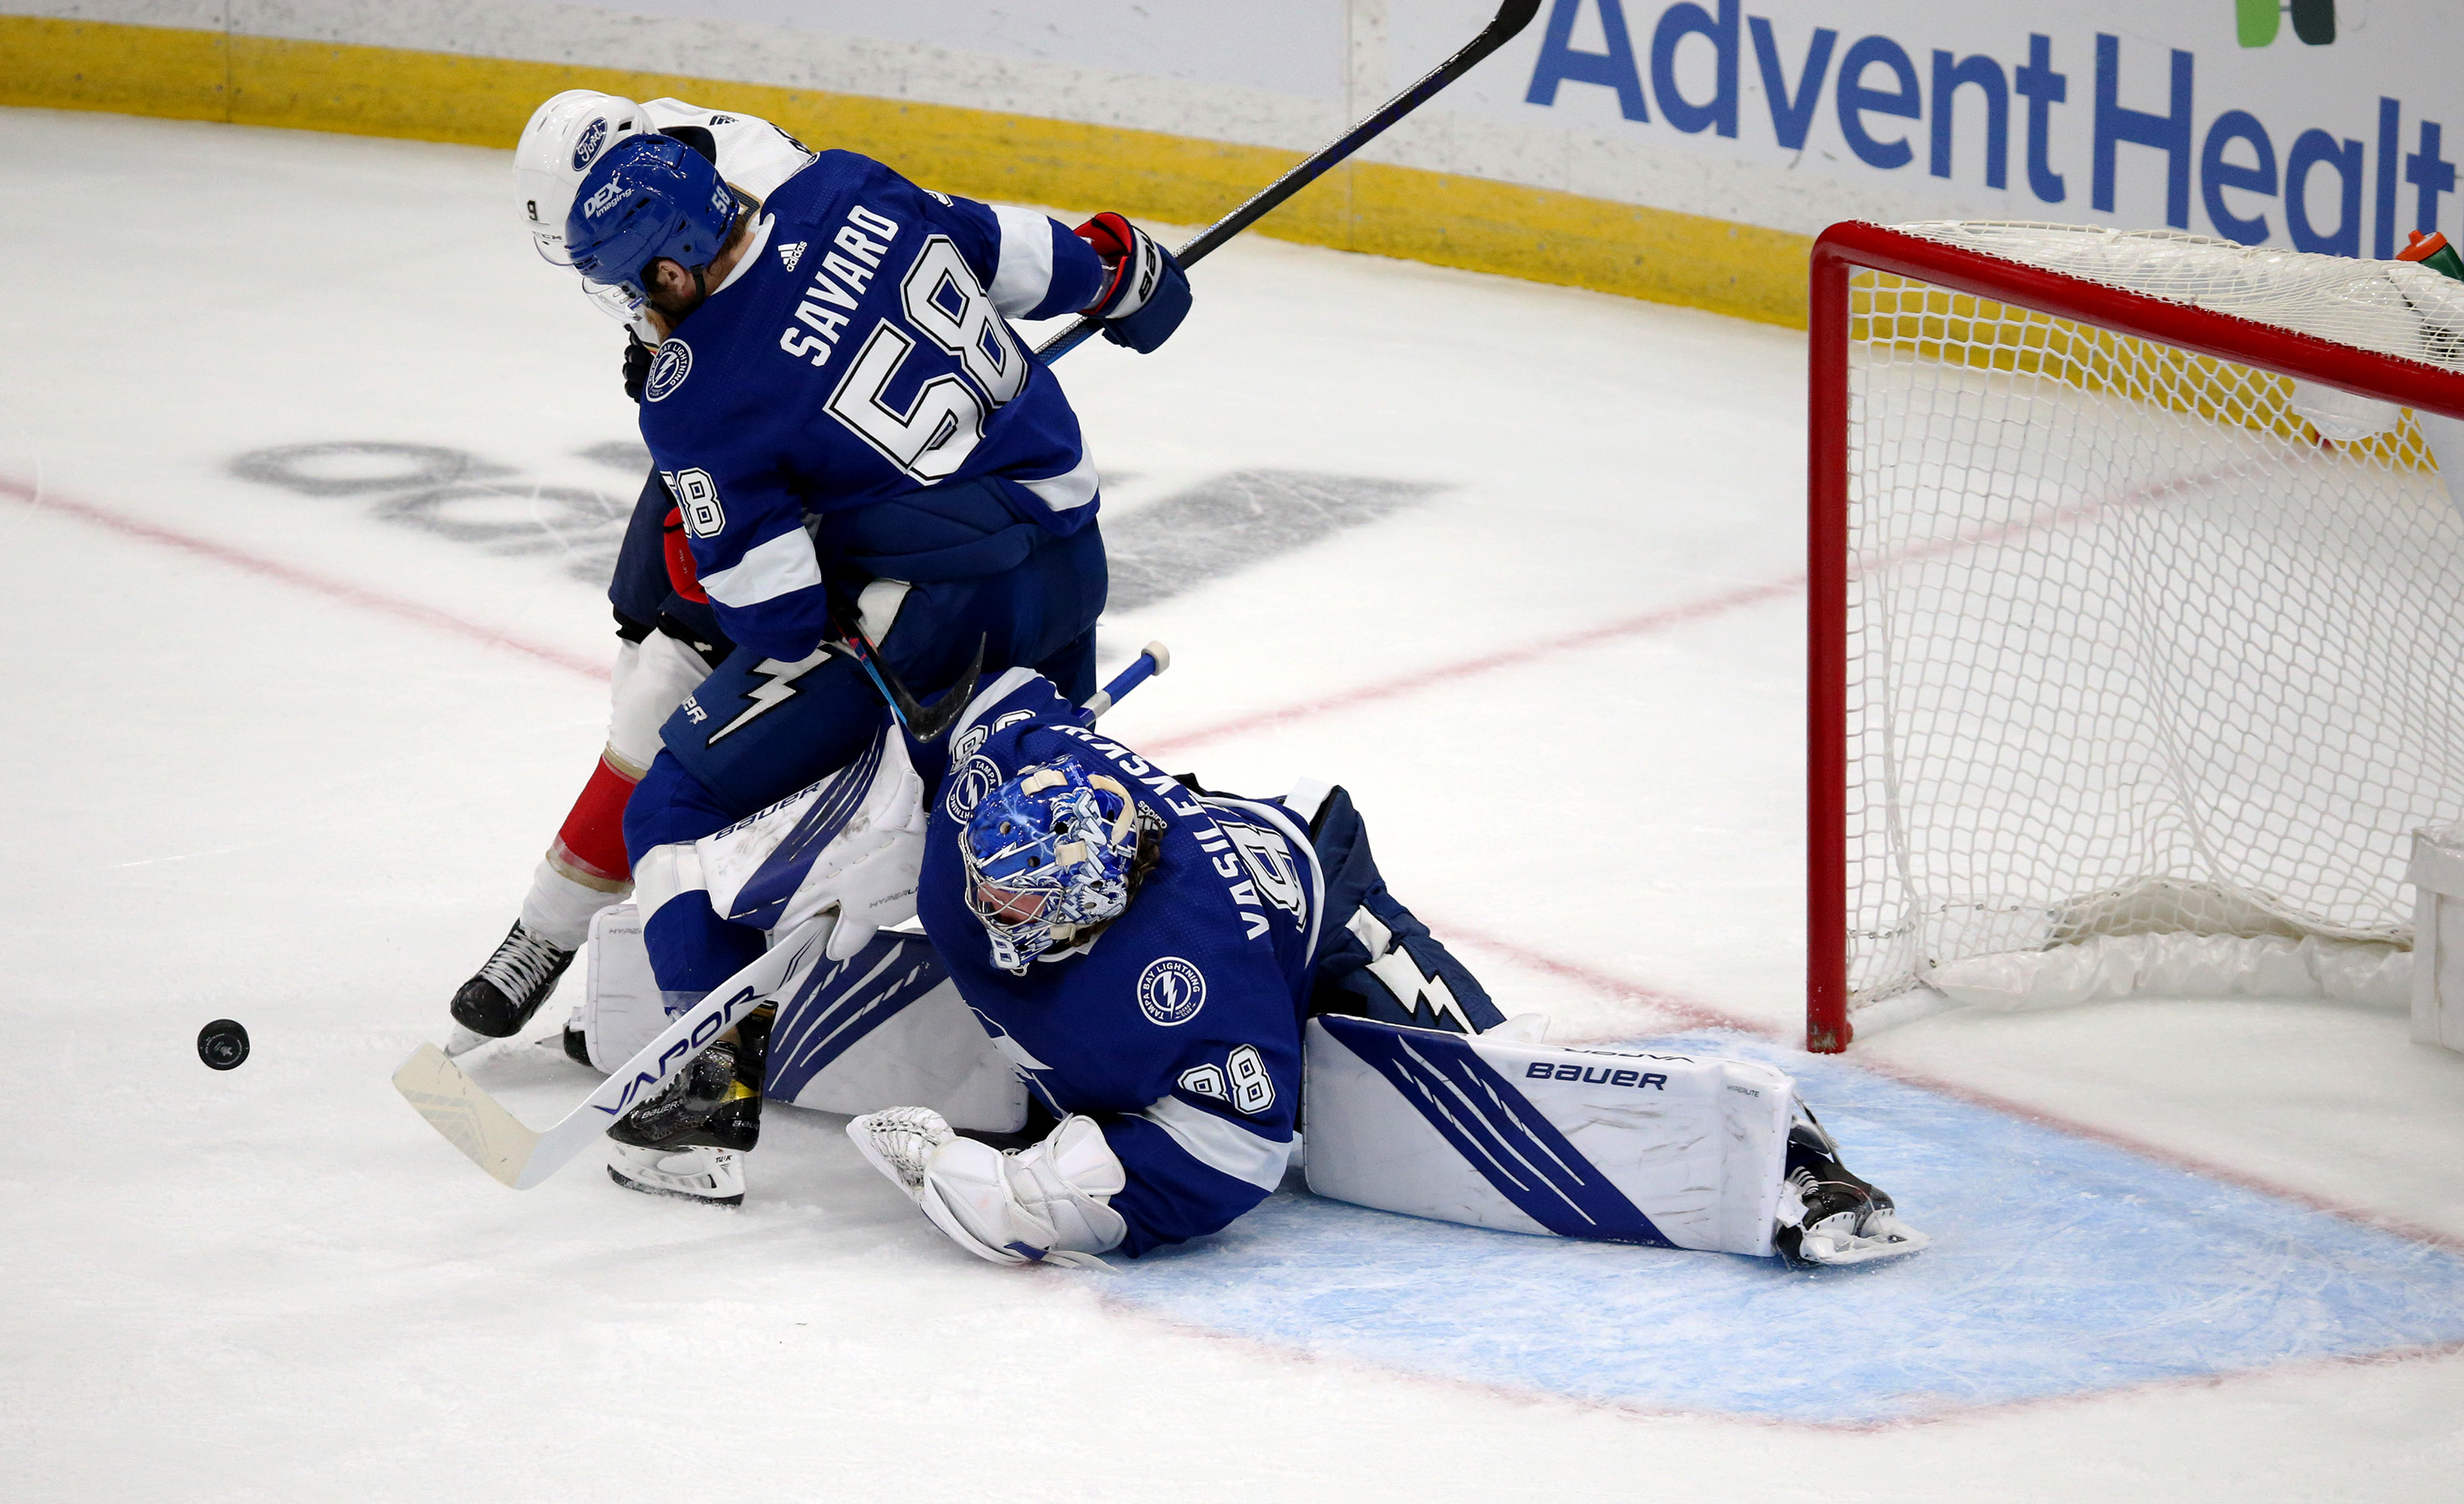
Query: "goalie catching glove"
1074 212 1192 353
848 1106 1127 1266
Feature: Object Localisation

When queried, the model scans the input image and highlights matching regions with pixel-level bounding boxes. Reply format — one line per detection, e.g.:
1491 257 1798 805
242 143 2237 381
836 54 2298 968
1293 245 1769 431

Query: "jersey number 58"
825 236 1028 483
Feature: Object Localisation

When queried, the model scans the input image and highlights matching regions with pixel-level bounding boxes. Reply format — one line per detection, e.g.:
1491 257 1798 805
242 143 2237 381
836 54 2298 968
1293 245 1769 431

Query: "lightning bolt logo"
1366 947 1478 1033
706 647 830 744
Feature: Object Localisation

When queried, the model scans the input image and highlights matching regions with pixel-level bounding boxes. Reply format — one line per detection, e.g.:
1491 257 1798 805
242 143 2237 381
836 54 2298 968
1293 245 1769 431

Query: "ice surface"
4 108 2463 1501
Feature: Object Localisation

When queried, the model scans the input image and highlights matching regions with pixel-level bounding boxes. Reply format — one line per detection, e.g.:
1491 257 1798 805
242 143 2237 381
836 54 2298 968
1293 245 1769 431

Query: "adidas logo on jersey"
778 241 807 272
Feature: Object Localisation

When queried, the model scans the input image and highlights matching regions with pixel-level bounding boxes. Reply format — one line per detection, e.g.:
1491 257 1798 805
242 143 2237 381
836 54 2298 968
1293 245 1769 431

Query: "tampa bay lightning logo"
1137 957 1207 1027
572 117 608 171
644 341 692 402
944 754 1004 823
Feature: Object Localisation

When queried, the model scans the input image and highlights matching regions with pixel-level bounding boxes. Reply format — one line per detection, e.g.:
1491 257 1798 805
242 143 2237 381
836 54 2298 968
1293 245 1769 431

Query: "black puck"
198 1019 250 1070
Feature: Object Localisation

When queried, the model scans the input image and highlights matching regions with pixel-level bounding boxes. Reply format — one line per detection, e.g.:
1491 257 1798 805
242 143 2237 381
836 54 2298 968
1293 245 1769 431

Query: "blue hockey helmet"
960 759 1141 972
563 134 742 303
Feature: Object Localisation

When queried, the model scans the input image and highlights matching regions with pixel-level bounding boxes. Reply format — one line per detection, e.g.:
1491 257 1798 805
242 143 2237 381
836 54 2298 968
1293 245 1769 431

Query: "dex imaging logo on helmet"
1138 958 1207 1027
583 179 627 218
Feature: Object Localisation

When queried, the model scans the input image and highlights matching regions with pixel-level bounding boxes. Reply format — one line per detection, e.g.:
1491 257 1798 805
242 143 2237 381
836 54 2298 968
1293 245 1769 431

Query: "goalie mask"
960 760 1139 973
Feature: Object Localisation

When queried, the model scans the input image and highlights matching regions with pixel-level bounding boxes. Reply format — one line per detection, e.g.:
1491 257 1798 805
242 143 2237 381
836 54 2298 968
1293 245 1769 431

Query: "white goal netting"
1845 222 2464 1022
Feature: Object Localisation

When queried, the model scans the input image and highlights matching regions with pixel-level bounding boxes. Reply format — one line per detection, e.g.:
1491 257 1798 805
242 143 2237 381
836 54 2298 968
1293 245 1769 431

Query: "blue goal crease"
1088 1033 2464 1425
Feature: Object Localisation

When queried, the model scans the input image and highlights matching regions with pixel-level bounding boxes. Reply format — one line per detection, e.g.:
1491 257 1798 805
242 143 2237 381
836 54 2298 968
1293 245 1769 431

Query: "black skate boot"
605 1007 773 1204
449 920 577 1037
1773 1115 1928 1267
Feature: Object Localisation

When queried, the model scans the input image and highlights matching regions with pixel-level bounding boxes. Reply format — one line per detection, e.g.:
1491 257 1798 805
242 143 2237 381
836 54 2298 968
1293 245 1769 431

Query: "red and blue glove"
1075 212 1192 353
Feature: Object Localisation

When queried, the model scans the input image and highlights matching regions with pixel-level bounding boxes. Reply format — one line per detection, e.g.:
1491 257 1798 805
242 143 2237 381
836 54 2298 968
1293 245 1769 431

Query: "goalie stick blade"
392 1044 540 1189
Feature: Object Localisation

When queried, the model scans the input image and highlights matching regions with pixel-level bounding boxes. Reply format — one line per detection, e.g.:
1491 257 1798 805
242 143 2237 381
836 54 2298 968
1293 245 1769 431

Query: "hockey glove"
660 506 709 603
1075 212 1192 353
623 332 653 402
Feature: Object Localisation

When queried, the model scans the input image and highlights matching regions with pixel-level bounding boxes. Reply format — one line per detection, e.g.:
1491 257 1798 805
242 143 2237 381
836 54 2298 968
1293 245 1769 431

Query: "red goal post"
1806 221 2464 1052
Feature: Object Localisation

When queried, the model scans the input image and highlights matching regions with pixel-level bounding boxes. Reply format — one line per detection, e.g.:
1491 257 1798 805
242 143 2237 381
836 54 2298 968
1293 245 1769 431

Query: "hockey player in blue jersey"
603 664 1927 1268
547 128 1192 1130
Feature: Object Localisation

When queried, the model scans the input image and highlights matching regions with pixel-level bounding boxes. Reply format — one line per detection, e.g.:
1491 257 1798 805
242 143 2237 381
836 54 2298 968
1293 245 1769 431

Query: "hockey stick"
832 629 986 742
1077 640 1169 723
393 916 835 1189
1033 0 1542 363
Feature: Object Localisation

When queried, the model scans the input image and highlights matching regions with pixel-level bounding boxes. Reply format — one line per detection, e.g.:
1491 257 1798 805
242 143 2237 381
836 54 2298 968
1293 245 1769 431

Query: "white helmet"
514 90 648 264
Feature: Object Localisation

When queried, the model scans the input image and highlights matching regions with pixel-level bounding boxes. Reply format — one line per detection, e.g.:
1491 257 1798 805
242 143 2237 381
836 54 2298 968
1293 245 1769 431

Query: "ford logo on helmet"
572 117 609 172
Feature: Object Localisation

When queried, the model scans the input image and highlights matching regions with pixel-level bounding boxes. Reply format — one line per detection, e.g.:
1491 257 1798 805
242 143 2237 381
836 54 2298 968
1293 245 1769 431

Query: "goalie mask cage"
1809 220 2464 1051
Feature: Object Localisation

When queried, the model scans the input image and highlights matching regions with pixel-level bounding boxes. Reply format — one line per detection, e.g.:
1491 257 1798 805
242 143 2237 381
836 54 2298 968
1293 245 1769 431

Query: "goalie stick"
1033 0 1542 364
395 917 834 1189
396 648 1177 1187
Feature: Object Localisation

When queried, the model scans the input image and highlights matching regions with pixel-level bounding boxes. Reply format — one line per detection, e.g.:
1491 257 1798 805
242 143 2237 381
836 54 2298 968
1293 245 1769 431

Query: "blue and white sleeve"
933 196 1107 321
662 456 832 663
1100 1056 1299 1257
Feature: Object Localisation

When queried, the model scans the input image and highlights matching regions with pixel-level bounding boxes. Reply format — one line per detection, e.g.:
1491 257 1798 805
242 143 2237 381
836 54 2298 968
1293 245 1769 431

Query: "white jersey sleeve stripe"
699 528 825 609
987 203 1060 319
1141 1095 1292 1192
1014 450 1099 513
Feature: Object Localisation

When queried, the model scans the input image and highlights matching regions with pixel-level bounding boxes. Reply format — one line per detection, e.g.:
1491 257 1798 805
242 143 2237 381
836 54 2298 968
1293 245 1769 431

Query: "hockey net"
1810 220 2464 1050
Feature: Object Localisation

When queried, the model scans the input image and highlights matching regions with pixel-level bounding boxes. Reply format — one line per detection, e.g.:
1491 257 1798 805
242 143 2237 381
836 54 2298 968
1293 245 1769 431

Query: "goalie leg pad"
1304 1014 1793 1256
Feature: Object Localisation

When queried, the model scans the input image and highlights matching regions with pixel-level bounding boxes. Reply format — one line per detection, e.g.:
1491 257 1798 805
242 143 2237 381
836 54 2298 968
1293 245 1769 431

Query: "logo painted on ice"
944 754 1004 822
1137 957 1207 1027
572 117 609 171
644 342 692 402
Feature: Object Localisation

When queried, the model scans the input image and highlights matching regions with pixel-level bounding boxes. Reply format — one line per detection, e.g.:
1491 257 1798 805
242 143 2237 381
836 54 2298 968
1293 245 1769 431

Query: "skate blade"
607 1163 743 1207
1797 1226 1931 1267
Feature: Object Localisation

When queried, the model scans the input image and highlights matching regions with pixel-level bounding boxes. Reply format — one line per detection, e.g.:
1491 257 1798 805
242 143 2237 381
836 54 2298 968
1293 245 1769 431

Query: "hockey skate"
1773 1115 1929 1268
605 1006 771 1206
450 920 577 1038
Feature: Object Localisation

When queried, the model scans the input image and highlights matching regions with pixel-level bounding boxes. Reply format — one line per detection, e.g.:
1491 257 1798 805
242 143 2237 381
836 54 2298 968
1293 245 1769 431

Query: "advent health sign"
1388 0 2462 249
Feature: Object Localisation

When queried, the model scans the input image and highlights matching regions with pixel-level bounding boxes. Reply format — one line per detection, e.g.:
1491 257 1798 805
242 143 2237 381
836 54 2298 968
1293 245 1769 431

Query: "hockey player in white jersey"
446 91 818 1046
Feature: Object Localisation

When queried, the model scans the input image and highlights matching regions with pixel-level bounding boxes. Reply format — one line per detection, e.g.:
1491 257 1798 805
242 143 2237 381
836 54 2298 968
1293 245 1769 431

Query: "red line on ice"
0 476 611 682
1140 574 1805 757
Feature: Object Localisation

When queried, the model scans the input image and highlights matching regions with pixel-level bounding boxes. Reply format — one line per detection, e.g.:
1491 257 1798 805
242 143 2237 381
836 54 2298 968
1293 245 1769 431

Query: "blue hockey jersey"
909 670 1324 1257
637 152 1109 661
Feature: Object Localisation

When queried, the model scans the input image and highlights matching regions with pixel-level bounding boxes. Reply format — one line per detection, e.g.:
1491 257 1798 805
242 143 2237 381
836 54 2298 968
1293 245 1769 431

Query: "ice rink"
6 108 2464 1499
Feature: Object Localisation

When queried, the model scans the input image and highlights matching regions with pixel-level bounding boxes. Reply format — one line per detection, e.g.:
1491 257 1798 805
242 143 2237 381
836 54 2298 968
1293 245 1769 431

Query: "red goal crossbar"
1804 221 2464 1051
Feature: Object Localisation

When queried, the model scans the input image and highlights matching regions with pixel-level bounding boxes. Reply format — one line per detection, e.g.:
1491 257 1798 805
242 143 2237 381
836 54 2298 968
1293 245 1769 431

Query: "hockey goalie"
584 669 1928 1271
